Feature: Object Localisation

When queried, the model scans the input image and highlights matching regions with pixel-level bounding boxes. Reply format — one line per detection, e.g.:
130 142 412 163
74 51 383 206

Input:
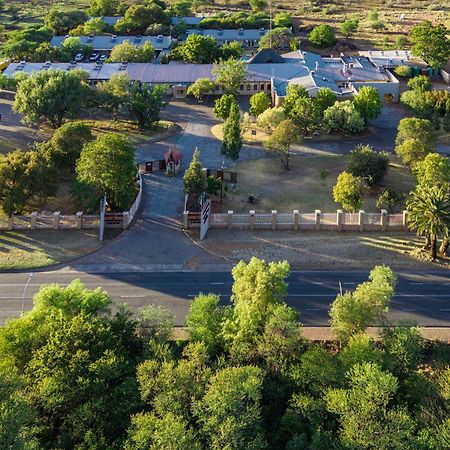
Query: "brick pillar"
381 209 387 231
336 209 343 232
227 210 233 229
249 210 255 230
53 212 60 230
315 210 321 231
76 211 83 229
7 216 13 230
293 210 299 231
402 210 408 232
183 211 189 229
359 210 365 232
271 210 277 230
30 212 38 230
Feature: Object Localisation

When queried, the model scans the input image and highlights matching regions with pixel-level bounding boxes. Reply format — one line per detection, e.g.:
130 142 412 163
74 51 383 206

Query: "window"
266 84 271 91
240 84 244 91
246 83 251 91
260 84 265 90
253 84 257 90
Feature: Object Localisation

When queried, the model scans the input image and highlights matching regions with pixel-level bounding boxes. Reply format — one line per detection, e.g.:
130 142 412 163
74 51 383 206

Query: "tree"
315 87 338 115
187 78 216 100
13 69 89 128
367 8 379 21
329 265 397 341
76 133 137 210
172 34 219 63
183 148 205 198
170 1 192 17
3 26 52 61
108 41 155 62
96 72 131 118
249 92 271 117
129 83 166 129
274 13 292 28
221 102 242 161
370 20 385 32
259 27 292 50
308 24 337 48
44 8 88 34
256 107 286 133
134 305 174 344
88 0 118 16
282 84 309 118
0 150 57 217
376 189 404 214
249 0 267 12
212 58 246 94
195 366 267 450
332 171 363 212
400 89 434 119
411 21 450 69
395 118 435 166
214 93 238 120
324 100 365 133
115 3 168 34
288 96 321 135
353 86 382 122
340 18 359 38
220 41 244 60
413 153 450 187
82 17 106 35
346 144 388 187
265 119 300 169
407 75 432 92
406 184 450 258
61 36 94 59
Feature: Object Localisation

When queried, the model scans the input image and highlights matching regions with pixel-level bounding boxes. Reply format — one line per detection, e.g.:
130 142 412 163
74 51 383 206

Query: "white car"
99 54 108 62
89 53 99 61
74 53 84 62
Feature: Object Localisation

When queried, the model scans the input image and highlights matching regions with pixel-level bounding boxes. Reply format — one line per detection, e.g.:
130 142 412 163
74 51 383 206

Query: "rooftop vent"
111 34 117 42
156 34 163 43
134 35 142 43
218 29 223 36
259 28 265 35
119 62 128 70
238 28 244 36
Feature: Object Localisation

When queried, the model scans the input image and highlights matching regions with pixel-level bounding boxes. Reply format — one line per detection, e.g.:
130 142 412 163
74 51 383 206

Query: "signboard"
200 197 211 240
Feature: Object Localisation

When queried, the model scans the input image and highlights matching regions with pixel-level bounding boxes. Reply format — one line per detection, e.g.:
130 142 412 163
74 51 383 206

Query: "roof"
171 16 205 26
99 16 123 26
358 50 426 67
185 28 266 41
164 146 182 163
248 49 285 64
50 35 173 51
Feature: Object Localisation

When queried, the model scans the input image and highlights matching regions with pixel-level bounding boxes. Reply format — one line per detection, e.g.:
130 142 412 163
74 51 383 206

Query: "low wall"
183 209 410 232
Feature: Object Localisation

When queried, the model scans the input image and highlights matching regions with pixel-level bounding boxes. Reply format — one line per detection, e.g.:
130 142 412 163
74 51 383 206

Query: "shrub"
324 101 365 134
394 65 410 78
376 189 404 213
257 107 286 133
308 24 336 48
407 75 431 92
347 145 389 187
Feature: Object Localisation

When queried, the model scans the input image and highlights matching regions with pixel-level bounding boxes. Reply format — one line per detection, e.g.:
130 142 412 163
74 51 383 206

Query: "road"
1 270 450 327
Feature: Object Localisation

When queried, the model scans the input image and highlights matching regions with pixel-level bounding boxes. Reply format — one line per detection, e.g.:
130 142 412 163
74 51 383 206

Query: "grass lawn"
221 154 416 213
211 123 269 145
0 229 104 270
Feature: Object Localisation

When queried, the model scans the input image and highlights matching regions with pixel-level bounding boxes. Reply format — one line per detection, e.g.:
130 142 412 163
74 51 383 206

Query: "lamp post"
21 272 34 314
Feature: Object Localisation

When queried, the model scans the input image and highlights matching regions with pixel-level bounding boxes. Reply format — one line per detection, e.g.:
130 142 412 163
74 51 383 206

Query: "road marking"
210 282 224 285
304 308 321 311
119 295 147 298
410 282 424 285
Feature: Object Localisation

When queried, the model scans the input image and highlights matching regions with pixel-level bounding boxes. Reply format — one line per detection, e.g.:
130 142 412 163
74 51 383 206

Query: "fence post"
359 210 365 232
8 216 13 230
53 212 60 230
183 211 189 229
76 211 83 229
30 212 38 230
227 210 233 229
293 210 299 231
336 209 343 232
271 210 277 230
122 212 130 229
249 210 255 230
381 209 387 231
315 209 321 231
402 210 408 232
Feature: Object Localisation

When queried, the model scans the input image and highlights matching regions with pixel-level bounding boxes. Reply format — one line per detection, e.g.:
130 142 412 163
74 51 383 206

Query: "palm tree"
406 185 450 258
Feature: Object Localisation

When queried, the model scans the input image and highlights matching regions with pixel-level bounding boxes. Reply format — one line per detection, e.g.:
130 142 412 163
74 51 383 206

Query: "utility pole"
99 193 107 242
269 0 273 49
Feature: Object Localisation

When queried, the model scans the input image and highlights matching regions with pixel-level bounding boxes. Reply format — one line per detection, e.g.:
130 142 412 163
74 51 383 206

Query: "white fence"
184 209 410 232
0 175 143 232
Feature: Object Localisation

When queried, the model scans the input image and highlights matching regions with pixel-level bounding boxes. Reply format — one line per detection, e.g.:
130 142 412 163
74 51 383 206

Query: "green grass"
0 229 103 270
222 154 416 213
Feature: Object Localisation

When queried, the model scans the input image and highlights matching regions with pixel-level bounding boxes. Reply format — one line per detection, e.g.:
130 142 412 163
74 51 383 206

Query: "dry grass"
221 154 415 213
211 122 269 144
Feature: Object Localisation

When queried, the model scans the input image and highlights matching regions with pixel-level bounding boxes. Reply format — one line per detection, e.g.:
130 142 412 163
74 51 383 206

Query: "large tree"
96 72 132 118
265 119 300 169
44 8 88 34
212 58 246 94
332 171 363 212
76 133 137 210
411 21 450 69
13 69 89 128
129 82 166 129
221 101 242 161
309 24 337 48
183 148 206 198
187 78 216 101
108 41 155 63
259 27 292 50
346 144 388 187
172 34 219 63
413 153 450 188
214 93 238 121
88 0 118 16
114 3 167 34
324 100 365 134
353 86 382 122
249 92 271 117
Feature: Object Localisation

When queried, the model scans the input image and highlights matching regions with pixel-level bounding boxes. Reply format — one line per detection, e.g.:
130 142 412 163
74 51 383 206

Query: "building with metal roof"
171 16 205 26
185 28 267 48
50 35 173 53
98 16 123 26
358 50 426 69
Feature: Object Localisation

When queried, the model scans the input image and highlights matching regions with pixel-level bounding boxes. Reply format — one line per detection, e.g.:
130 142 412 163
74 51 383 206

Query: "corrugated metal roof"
171 16 205 26
99 16 123 26
186 28 266 41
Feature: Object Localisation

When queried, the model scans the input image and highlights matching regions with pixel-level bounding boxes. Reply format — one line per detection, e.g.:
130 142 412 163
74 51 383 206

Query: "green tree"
256 107 286 133
411 21 450 69
221 102 242 161
187 78 216 100
214 93 238 120
172 34 219 63
195 366 267 450
329 265 397 342
368 8 379 21
324 100 365 133
13 69 89 128
340 18 359 38
183 148 206 198
44 8 88 34
249 0 267 12
115 3 168 34
259 27 292 50
282 84 309 118
353 86 382 122
406 184 450 258
376 189 404 214
407 75 432 92
170 1 192 17
265 119 300 169
288 96 321 135
308 24 337 48
96 72 131 118
3 26 52 61
220 41 244 60
274 13 292 28
346 144 388 187
332 171 363 211
249 92 271 117
76 133 137 210
61 36 94 59
134 305 174 344
413 153 450 187
129 83 166 129
395 118 435 166
108 41 155 62
88 0 118 16
315 87 338 115
212 58 246 94
82 17 106 35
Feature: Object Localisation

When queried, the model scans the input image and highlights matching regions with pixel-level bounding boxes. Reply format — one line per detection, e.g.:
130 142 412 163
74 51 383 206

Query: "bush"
347 145 389 187
256 107 286 133
324 101 365 134
376 189 404 213
308 24 336 48
407 75 431 92
394 65 410 78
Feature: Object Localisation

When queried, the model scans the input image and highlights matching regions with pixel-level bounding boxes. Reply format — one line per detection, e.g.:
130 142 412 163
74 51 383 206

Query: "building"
171 16 205 26
185 28 267 48
50 35 173 54
358 50 426 70
3 50 400 102
440 62 450 84
98 16 123 27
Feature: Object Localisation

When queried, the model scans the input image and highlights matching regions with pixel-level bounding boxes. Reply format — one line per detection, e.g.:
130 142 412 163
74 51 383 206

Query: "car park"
74 53 84 62
99 54 108 62
89 53 99 61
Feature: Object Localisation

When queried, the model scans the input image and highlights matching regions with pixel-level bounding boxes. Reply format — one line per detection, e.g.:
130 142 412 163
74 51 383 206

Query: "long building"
3 50 400 103
185 28 267 48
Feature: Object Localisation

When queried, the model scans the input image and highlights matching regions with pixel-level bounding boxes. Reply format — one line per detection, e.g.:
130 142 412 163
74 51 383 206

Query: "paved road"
1 270 449 326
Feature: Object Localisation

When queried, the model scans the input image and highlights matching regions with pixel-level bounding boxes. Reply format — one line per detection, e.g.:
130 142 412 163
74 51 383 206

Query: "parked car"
74 53 84 62
99 54 108 62
89 53 99 61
